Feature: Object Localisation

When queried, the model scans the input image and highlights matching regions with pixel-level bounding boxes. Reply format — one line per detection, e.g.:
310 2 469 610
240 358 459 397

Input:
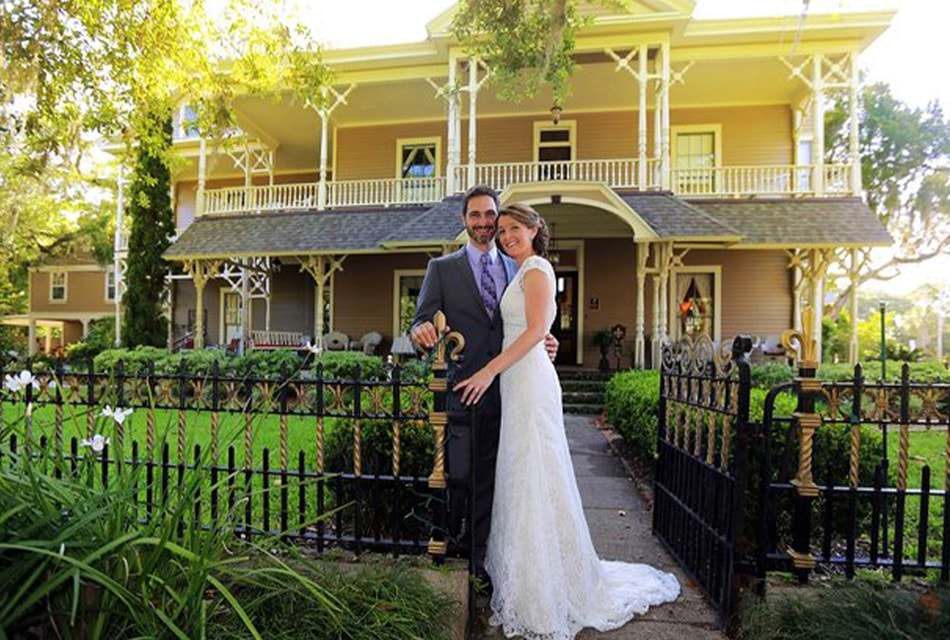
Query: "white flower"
101 405 134 425
303 339 323 355
4 370 38 394
81 434 110 453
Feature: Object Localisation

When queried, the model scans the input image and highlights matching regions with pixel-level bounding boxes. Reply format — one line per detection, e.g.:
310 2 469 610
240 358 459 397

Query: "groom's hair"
461 184 499 216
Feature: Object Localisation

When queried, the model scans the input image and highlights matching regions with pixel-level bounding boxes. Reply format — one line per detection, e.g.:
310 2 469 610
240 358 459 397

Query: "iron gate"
653 335 753 622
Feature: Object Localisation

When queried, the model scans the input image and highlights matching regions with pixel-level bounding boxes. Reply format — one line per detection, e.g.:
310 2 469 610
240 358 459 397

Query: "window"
669 267 721 342
49 271 67 302
671 124 722 194
392 270 426 338
396 138 441 202
175 104 200 140
533 120 576 180
105 270 116 302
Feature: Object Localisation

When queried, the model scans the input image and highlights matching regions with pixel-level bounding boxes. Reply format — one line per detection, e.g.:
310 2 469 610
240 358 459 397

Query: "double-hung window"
396 138 441 202
534 121 576 181
49 271 67 302
672 125 721 194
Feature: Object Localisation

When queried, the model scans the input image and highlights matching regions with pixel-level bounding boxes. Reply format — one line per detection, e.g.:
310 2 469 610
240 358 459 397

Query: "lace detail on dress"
486 253 680 640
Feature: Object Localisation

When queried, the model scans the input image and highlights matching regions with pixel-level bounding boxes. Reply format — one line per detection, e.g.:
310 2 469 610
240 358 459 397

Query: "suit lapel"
453 249 490 325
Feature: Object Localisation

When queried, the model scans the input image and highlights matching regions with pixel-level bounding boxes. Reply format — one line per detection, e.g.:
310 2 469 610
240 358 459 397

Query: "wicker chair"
322 331 350 351
349 331 383 355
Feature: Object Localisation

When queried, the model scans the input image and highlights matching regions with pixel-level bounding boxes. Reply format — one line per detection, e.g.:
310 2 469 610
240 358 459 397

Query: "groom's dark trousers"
411 247 515 575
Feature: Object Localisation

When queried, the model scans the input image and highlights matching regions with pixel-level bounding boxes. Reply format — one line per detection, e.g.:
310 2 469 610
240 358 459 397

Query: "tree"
826 83 950 307
122 116 175 347
451 0 602 106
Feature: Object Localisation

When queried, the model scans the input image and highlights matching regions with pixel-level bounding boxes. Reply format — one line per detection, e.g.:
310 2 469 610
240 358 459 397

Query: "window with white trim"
533 121 576 180
393 270 426 337
396 137 441 203
669 267 721 342
671 125 721 194
105 270 116 302
49 271 67 302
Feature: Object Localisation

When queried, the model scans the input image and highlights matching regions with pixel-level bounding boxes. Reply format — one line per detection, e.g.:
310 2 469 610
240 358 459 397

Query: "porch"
162 184 890 368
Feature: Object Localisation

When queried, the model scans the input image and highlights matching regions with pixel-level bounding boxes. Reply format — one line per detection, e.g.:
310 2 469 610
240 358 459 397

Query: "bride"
454 203 680 639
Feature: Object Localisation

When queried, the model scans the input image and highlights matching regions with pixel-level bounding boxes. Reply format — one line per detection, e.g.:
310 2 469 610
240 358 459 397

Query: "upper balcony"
197 159 856 215
166 12 881 219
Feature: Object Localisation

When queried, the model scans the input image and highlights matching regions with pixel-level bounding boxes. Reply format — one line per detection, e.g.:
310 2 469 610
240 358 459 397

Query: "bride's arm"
453 268 552 406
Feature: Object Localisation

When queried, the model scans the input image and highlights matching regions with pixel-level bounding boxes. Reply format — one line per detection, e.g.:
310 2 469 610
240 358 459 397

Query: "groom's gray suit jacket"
411 246 518 415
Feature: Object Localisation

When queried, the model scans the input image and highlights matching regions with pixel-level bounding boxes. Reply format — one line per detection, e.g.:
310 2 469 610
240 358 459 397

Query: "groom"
410 185 558 578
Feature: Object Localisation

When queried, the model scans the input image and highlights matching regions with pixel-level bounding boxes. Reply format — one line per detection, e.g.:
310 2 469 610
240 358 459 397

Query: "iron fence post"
781 306 821 583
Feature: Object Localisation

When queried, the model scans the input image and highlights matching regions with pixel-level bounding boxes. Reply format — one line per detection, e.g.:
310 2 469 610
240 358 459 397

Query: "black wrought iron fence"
654 334 753 623
759 359 950 583
0 314 467 561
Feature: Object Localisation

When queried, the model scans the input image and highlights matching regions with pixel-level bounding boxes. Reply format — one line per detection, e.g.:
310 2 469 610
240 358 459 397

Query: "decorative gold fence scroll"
427 310 465 562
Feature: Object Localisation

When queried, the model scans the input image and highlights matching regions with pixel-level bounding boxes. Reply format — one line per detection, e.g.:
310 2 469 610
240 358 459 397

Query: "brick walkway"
475 415 725 639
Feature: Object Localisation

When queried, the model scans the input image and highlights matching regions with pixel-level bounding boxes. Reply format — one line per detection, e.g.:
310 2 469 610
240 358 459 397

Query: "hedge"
604 368 883 488
23 347 430 383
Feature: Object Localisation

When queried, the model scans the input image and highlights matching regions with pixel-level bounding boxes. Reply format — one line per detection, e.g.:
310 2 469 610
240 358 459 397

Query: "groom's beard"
466 224 495 246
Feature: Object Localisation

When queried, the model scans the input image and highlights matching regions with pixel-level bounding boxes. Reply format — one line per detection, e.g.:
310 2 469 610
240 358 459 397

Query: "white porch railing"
454 158 659 192
326 177 445 208
198 161 856 216
671 163 853 197
201 177 446 215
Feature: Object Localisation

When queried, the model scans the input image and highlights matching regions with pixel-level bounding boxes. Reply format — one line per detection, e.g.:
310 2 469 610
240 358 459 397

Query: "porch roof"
162 205 437 259
616 191 742 241
687 198 893 248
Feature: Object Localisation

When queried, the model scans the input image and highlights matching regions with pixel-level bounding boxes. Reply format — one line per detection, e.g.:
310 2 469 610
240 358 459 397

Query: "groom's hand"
544 333 559 361
410 321 443 350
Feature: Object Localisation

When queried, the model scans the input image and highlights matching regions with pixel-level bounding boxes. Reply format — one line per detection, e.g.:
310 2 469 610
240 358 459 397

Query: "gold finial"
781 305 819 368
432 311 466 368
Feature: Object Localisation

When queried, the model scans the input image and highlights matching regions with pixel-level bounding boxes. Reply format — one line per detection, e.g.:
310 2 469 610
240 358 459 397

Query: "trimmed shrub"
604 369 659 463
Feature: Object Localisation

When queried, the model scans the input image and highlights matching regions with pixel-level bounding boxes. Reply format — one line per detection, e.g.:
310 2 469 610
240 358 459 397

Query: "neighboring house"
107 1 891 367
4 254 117 355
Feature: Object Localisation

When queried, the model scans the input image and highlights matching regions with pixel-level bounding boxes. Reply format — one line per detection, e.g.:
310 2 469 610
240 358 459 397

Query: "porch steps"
557 369 611 416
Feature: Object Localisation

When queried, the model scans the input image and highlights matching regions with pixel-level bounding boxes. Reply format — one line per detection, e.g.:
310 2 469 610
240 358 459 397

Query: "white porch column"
848 248 860 364
243 139 253 209
114 167 125 347
651 272 662 368
660 42 671 191
849 51 862 196
240 260 251 354
637 43 648 190
446 56 460 193
793 264 803 332
44 330 52 354
196 138 207 216
658 242 671 346
635 242 649 368
811 54 825 196
81 319 90 338
318 106 329 210
28 318 37 356
809 249 825 364
467 58 478 189
167 278 175 350
653 61 662 188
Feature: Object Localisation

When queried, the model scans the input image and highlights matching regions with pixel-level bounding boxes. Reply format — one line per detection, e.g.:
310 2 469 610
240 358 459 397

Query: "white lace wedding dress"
485 255 680 640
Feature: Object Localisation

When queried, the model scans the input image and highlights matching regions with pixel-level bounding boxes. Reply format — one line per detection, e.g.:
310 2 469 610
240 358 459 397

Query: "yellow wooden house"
34 1 898 367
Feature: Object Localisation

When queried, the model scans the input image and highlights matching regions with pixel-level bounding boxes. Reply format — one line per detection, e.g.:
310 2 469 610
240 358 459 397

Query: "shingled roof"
163 193 892 259
163 206 433 259
615 191 741 240
687 198 892 247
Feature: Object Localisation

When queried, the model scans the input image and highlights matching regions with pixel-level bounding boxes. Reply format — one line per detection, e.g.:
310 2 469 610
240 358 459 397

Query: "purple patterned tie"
479 252 499 318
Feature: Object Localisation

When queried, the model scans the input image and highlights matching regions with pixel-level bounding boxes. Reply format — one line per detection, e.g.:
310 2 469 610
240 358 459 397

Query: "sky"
292 1 949 295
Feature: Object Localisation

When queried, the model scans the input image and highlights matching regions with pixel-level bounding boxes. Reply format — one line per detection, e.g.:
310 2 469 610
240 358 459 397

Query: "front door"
553 271 578 365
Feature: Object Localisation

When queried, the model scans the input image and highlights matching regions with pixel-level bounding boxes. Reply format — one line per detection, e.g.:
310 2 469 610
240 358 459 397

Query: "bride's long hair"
496 202 550 259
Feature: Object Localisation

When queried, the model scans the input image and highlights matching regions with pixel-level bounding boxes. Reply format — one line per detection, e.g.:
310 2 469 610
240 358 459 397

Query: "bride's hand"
453 367 497 406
